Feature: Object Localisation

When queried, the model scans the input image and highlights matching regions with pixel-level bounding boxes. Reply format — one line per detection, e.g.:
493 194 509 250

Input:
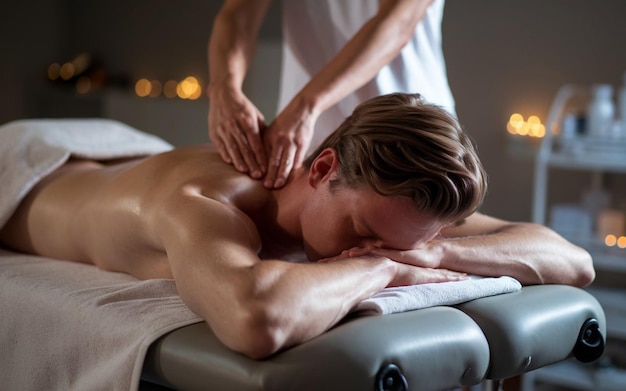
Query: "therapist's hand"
208 85 267 179
262 101 318 188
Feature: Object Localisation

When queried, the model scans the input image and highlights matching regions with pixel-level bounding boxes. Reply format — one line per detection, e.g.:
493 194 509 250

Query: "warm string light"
46 53 107 95
46 53 204 100
48 54 90 82
507 113 546 138
134 76 202 100
604 234 626 249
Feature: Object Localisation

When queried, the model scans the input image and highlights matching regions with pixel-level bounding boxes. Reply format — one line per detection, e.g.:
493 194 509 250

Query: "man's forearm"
194 257 399 359
437 222 595 287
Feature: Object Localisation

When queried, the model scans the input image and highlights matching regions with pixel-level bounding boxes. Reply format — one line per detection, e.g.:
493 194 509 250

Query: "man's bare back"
0 145 284 280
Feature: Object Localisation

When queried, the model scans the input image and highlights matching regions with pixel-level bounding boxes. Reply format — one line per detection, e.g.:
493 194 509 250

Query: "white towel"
353 276 522 315
0 249 202 391
0 118 173 229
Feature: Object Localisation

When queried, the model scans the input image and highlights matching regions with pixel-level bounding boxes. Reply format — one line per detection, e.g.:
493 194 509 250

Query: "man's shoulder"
164 146 269 208
144 145 268 237
145 145 257 193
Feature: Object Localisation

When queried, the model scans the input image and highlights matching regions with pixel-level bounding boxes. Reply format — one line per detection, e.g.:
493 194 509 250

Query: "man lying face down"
0 93 594 359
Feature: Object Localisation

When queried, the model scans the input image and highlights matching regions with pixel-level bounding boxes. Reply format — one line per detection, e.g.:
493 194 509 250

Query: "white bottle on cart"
587 84 615 138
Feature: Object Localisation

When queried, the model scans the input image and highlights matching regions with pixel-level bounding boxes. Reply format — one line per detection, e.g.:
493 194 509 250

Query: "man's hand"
208 85 268 178
321 245 443 269
365 246 444 270
318 248 465 287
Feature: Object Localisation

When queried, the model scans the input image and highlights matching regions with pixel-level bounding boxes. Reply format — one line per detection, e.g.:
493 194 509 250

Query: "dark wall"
0 1 69 121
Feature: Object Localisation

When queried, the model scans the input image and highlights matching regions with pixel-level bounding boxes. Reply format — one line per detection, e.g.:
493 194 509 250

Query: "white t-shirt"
278 0 455 154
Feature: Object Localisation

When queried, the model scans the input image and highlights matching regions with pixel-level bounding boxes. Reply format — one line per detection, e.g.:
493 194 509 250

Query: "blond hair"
304 93 487 225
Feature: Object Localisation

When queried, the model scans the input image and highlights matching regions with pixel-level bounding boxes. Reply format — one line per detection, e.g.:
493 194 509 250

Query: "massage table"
141 285 606 391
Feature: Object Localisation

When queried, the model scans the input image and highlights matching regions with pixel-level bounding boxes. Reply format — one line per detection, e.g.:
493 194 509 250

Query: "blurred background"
1 1 626 389
2 0 626 222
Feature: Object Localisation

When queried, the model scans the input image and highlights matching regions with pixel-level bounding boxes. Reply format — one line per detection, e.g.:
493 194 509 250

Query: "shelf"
538 131 626 172
540 152 626 172
530 84 626 391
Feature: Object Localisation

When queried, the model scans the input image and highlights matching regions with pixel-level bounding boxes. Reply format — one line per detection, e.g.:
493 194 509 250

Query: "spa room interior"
1 1 626 390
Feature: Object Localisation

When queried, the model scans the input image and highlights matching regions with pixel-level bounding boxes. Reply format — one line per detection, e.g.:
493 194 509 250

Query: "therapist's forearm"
292 0 432 116
208 0 271 91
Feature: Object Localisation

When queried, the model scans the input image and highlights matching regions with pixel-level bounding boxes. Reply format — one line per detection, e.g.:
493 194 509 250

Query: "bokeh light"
177 76 202 100
48 63 61 80
148 80 162 98
604 234 626 249
507 113 546 138
76 76 91 94
163 80 178 98
135 76 203 100
605 234 617 247
135 78 151 97
60 63 75 80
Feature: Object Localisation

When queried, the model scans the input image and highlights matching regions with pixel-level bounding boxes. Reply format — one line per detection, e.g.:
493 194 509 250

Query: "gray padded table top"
143 285 606 390
457 285 606 379
143 306 490 391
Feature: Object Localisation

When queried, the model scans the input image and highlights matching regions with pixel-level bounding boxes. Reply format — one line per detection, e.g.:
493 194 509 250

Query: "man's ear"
308 148 339 188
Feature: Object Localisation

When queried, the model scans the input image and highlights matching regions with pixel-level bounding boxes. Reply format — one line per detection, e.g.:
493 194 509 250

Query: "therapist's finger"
211 126 233 164
263 145 284 188
233 128 263 176
251 116 268 174
274 146 296 188
293 144 306 170
265 144 295 189
214 137 231 164
238 124 266 179
223 127 249 173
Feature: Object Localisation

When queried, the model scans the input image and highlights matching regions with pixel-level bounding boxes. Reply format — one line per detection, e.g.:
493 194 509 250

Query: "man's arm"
159 191 464 359
368 213 595 287
207 0 272 176
263 0 434 188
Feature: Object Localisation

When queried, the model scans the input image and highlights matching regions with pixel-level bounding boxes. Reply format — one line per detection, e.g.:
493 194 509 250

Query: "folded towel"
352 276 522 315
0 118 173 229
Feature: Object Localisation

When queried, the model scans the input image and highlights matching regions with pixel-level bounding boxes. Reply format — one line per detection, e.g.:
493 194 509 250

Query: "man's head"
304 93 487 227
